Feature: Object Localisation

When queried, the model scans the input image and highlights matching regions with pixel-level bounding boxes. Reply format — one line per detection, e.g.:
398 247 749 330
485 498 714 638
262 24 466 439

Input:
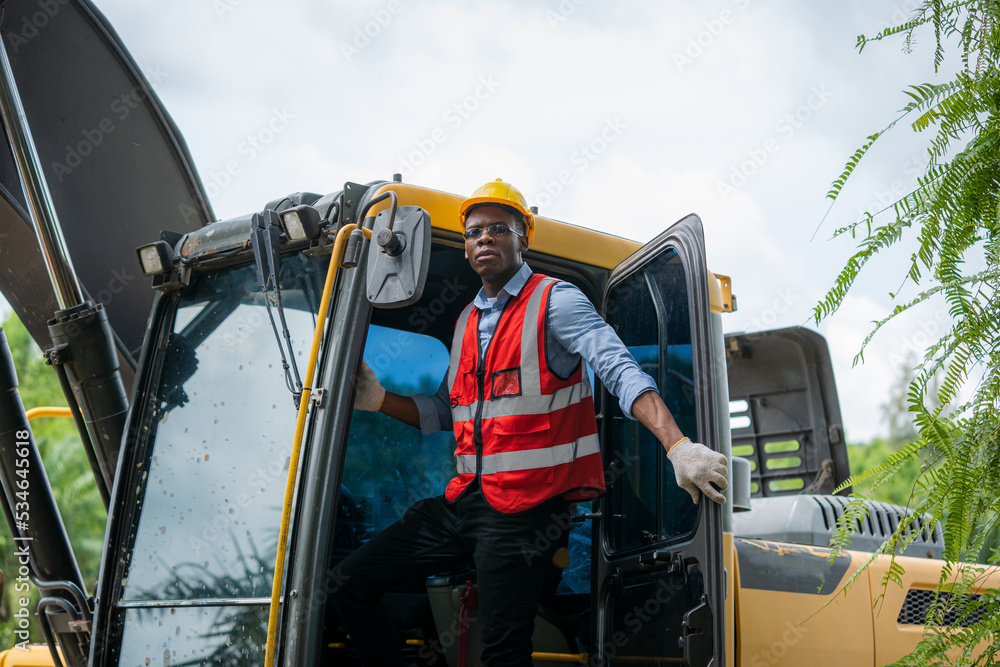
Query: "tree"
882 351 921 445
0 313 106 649
848 355 928 507
817 2 1000 664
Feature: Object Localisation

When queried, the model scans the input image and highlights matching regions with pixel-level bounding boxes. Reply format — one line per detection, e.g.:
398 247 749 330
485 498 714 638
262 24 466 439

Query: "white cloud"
1 0 959 447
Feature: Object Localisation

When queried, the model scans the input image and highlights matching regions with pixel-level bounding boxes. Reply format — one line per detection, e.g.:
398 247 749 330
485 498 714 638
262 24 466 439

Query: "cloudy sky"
7 0 956 443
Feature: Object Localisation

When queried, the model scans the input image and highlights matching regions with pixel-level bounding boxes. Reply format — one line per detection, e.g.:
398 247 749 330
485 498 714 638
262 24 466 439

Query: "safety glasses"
462 223 523 240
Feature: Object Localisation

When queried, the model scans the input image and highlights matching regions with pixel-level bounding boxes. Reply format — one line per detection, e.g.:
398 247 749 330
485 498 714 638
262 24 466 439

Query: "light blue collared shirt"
412 263 657 434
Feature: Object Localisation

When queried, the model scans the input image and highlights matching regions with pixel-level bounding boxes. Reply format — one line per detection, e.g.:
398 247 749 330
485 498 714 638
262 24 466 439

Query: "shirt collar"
472 262 533 310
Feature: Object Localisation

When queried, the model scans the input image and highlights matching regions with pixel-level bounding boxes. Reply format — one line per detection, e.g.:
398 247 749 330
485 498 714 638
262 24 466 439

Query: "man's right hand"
354 360 386 411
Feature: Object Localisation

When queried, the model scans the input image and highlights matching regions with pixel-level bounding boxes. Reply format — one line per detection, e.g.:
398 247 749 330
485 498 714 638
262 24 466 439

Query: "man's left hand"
667 439 728 505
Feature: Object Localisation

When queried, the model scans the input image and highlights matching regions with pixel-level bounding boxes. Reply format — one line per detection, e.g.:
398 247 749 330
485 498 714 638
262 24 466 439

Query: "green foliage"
145 536 273 666
848 438 927 506
0 313 106 649
819 2 1000 663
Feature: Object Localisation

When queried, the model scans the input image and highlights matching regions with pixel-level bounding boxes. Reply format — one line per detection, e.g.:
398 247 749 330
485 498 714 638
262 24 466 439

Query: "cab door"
593 214 725 666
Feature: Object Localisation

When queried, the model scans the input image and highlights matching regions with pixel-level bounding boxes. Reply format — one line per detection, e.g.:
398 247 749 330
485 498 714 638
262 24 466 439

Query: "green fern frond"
819 0 1000 662
827 133 881 200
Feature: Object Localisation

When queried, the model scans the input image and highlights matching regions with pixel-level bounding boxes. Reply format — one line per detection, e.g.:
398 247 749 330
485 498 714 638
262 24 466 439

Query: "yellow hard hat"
459 178 535 244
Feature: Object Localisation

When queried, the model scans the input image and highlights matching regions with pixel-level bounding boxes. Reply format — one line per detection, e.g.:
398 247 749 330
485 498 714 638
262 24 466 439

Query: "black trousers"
332 483 570 666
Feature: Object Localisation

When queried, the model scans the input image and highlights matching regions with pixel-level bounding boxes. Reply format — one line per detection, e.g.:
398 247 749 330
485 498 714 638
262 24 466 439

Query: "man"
335 179 728 666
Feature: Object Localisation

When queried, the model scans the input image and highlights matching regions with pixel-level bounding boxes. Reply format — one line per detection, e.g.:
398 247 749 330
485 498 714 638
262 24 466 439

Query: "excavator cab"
0 3 730 664
46 180 725 666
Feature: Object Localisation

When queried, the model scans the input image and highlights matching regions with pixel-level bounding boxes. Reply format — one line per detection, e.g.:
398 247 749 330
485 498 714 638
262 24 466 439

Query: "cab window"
604 248 699 552
332 325 456 560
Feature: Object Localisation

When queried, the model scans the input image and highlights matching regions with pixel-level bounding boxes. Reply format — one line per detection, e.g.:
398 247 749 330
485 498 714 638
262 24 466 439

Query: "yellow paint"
25 406 72 421
530 651 588 663
708 271 726 314
368 183 735 316
367 183 641 270
737 538 837 560
0 645 56 667
734 547 876 667
714 274 734 313
724 532 735 667
868 553 1000 666
609 656 682 664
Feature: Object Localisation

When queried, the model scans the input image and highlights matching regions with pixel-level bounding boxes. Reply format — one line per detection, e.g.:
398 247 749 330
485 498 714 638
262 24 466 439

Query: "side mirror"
731 456 752 512
365 206 431 309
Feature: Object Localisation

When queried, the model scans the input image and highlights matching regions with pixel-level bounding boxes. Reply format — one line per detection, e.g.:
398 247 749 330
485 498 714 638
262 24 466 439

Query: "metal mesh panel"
897 589 985 626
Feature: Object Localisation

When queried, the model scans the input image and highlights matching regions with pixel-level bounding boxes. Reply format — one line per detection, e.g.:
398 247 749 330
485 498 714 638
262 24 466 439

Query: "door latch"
637 549 684 575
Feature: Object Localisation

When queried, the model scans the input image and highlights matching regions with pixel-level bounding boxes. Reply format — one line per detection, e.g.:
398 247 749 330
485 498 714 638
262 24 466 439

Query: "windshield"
109 253 328 664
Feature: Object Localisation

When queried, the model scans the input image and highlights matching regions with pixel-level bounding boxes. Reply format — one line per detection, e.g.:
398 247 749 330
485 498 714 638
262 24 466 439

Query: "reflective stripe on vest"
450 381 591 423
455 432 601 476
446 273 605 512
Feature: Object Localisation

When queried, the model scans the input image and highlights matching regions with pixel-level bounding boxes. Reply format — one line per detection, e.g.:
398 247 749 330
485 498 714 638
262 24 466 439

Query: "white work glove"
667 439 729 505
353 360 385 411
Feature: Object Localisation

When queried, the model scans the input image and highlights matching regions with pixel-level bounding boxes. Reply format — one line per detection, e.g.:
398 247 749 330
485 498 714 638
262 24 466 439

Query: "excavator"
0 1 995 666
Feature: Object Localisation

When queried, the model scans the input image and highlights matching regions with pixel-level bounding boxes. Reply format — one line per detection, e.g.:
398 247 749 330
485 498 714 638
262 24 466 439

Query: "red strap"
457 580 479 666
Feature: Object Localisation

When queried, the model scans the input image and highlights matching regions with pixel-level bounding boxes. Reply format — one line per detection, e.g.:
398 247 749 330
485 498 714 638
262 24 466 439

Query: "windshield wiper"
250 209 303 407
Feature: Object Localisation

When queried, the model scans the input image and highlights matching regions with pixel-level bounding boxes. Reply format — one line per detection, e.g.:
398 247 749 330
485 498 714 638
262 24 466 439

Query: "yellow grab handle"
263 224 370 666
25 406 73 421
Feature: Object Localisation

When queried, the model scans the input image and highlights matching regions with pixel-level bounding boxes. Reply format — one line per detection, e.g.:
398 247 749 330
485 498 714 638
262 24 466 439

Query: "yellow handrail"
25 406 72 421
263 223 370 666
530 652 589 663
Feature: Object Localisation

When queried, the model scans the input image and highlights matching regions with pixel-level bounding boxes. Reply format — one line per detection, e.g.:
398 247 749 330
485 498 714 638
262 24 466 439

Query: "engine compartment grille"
812 495 944 551
898 588 986 626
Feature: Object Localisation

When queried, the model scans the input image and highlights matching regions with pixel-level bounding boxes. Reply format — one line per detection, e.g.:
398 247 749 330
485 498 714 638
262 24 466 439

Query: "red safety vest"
446 273 606 513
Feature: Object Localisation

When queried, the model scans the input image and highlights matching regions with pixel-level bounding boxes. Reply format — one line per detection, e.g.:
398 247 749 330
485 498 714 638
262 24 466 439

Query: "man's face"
463 205 529 284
